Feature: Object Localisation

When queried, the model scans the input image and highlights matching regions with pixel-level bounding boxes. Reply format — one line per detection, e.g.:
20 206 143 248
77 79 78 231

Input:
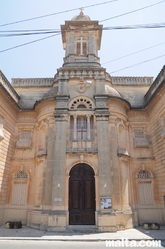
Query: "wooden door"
69 164 95 225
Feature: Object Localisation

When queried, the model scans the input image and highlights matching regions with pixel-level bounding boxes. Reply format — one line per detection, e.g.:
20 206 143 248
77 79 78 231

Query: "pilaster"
51 113 68 211
109 116 121 210
43 117 55 207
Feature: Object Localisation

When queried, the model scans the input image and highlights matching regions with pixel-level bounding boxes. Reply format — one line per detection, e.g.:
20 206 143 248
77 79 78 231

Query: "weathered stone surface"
0 9 165 231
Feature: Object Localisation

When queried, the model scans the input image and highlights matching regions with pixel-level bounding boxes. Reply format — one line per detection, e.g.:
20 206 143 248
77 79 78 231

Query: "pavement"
0 226 165 241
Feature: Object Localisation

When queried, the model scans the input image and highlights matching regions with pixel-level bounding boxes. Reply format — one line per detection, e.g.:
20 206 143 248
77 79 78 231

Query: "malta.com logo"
105 238 161 247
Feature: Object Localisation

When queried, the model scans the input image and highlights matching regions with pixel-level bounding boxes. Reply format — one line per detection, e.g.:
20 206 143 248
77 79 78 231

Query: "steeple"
60 10 102 68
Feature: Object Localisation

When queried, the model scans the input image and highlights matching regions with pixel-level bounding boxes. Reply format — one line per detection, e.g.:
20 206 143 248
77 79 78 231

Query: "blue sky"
0 0 165 82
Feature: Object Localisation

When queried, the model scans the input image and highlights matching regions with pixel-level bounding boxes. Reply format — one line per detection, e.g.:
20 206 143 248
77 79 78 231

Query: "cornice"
144 65 165 105
56 67 106 80
0 71 20 109
12 78 54 87
111 76 153 86
0 70 20 102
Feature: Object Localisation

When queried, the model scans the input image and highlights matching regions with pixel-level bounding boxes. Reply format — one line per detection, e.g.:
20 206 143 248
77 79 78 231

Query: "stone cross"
79 7 84 14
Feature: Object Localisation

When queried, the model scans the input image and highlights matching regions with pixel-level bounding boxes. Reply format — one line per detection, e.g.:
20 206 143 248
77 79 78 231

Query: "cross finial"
79 7 84 15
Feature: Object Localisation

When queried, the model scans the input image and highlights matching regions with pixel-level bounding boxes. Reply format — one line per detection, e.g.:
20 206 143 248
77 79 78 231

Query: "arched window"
11 170 29 206
76 36 87 56
14 171 28 179
70 98 93 109
137 170 154 205
137 170 151 179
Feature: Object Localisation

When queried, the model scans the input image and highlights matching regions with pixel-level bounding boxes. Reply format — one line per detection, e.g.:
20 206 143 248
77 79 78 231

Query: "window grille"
137 170 151 178
77 104 86 108
70 98 93 109
14 171 28 179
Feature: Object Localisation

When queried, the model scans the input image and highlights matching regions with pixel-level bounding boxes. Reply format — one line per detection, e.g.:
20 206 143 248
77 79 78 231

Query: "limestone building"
0 10 165 231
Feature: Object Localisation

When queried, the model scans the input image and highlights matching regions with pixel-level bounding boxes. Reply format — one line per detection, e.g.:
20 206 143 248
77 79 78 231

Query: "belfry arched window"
76 36 87 56
137 169 154 205
11 170 29 206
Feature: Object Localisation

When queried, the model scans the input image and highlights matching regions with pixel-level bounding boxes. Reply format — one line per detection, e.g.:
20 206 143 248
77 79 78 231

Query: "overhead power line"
102 41 165 65
0 1 164 55
0 0 163 28
0 0 118 28
110 54 165 74
1 22 165 37
0 33 61 53
100 0 165 22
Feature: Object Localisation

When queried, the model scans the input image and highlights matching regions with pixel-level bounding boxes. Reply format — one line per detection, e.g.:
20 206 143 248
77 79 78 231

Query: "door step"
67 225 98 233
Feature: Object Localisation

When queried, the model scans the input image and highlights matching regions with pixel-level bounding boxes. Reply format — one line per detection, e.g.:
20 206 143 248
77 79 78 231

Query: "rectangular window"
70 115 94 141
76 42 81 55
77 116 87 141
138 181 154 205
12 182 27 205
82 42 87 55
70 116 74 140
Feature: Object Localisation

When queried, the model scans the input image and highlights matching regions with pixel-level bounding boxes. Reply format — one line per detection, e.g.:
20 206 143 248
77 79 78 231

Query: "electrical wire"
0 0 164 70
102 41 165 65
100 0 165 22
0 33 61 53
0 0 118 27
1 23 165 37
110 54 165 74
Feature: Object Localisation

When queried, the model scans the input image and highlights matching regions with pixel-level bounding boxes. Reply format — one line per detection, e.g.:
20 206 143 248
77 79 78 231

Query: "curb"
0 237 165 242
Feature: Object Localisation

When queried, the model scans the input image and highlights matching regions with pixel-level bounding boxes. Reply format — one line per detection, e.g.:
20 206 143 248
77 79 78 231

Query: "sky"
0 0 165 82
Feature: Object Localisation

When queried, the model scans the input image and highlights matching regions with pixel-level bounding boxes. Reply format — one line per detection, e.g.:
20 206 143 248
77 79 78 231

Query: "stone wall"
0 91 18 224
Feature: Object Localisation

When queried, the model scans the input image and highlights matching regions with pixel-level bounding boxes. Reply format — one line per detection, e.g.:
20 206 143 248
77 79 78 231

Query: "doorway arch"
69 163 95 225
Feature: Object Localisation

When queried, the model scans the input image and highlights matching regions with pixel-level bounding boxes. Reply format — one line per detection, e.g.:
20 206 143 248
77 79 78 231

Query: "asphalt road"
0 240 165 249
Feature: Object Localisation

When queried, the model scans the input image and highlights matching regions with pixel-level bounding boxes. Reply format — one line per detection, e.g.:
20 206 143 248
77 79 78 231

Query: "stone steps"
66 225 98 233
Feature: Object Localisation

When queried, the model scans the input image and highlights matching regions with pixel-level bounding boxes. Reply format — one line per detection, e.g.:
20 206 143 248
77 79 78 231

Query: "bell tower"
61 9 103 68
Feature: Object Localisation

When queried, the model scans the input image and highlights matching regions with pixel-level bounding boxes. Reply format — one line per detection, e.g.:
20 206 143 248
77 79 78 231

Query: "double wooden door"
69 164 95 225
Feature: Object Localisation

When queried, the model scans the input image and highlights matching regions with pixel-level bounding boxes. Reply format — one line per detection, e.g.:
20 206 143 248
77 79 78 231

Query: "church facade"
0 11 165 231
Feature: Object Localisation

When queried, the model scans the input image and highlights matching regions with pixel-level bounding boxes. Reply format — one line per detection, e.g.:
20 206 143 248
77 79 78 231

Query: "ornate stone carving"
54 114 68 122
75 80 92 93
57 68 106 80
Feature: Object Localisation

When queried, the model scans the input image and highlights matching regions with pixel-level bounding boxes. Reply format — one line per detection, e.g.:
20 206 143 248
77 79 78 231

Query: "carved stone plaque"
16 130 32 148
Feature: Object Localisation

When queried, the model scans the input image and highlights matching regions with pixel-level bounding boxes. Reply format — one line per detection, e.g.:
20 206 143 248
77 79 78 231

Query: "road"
0 240 165 249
